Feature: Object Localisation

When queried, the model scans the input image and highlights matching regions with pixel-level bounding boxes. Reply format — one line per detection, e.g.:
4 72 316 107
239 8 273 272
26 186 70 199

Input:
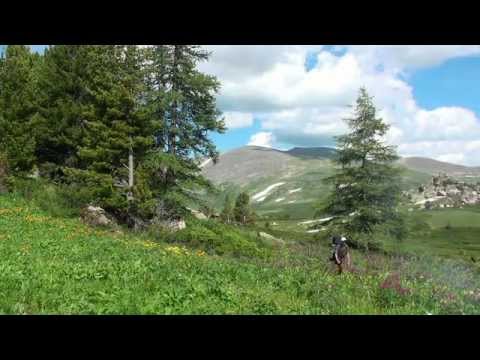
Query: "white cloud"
248 132 275 148
437 153 466 165
346 45 480 73
223 111 254 129
201 45 480 165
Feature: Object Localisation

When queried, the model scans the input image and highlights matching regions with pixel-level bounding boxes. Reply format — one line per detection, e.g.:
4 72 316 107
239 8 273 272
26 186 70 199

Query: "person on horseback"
330 235 351 274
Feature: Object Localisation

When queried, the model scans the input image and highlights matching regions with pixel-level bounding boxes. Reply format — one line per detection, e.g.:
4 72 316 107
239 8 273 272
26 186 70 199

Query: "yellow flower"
165 245 187 255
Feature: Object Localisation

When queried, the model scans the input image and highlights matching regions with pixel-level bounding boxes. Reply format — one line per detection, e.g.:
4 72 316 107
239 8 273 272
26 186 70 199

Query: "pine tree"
139 45 226 220
0 45 41 174
234 192 254 225
321 87 405 249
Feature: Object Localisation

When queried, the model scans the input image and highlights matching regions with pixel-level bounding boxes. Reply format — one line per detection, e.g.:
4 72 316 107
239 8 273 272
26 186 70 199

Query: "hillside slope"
398 157 480 176
1 193 479 314
202 146 475 218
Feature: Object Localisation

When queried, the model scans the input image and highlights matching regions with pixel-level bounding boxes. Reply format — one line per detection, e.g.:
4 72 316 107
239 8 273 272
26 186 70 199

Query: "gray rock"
258 231 285 246
160 219 186 232
81 206 114 227
188 208 208 220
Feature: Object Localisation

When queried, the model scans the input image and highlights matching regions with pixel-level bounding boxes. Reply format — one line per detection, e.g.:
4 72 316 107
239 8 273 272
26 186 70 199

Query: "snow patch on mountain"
199 158 212 168
252 182 286 202
288 188 302 194
298 216 335 225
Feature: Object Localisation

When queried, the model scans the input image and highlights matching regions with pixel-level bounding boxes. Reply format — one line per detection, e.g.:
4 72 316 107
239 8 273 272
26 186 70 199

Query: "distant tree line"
0 45 225 226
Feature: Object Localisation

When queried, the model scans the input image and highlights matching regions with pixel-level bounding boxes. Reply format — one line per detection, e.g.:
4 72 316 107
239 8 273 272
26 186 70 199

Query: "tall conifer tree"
35 45 152 216
321 87 405 248
0 45 40 174
139 45 226 219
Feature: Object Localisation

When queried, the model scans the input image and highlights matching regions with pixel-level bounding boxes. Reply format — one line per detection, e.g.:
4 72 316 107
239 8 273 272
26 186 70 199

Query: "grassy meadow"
1 192 480 314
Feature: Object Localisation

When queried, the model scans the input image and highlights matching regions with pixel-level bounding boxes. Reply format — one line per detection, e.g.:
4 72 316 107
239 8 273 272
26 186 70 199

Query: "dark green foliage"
0 45 41 174
145 46 226 159
234 192 255 225
32 46 154 218
139 45 226 220
2 45 224 225
321 88 406 249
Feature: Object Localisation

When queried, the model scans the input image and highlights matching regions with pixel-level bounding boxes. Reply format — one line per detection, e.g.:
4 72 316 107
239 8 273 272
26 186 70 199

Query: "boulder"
81 206 114 227
188 208 208 220
447 188 461 196
160 219 186 232
258 231 285 246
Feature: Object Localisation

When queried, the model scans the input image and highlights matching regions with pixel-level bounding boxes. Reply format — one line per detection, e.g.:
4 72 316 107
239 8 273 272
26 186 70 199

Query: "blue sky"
410 56 480 116
3 45 480 165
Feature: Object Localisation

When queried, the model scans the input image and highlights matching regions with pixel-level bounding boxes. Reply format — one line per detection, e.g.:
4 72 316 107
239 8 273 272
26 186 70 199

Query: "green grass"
376 207 480 262
1 193 479 314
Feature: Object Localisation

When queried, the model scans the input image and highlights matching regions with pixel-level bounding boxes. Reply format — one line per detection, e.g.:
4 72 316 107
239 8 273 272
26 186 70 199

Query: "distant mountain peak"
285 146 337 159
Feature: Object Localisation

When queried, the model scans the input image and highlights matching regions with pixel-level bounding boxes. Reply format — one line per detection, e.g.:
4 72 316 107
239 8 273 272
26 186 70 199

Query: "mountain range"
201 146 480 220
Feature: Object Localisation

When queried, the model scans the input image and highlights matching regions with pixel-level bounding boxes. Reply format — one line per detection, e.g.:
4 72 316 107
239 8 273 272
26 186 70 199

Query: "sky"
4 45 480 166
199 45 480 166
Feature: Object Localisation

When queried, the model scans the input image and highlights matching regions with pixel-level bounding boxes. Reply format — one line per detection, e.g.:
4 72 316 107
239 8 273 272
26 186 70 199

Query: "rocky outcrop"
404 173 480 209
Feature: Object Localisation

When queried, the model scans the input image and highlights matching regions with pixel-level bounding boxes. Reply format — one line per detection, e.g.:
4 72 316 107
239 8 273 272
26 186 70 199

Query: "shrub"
160 219 268 258
10 178 86 218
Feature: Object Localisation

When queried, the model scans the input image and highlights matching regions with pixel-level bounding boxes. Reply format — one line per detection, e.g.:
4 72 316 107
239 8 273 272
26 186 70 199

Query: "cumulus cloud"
223 111 254 129
200 45 480 165
346 45 480 74
248 132 275 148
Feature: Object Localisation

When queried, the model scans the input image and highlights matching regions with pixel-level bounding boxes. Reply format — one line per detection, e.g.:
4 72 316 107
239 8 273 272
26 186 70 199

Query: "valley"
202 145 480 262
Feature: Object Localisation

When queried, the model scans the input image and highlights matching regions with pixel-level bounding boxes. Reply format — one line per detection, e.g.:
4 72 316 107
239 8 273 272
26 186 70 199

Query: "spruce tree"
139 45 226 220
33 45 93 172
34 45 152 217
321 87 405 249
0 45 40 174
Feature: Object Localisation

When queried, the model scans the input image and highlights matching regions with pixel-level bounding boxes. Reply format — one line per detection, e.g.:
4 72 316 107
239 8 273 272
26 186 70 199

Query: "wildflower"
165 246 187 255
380 272 411 296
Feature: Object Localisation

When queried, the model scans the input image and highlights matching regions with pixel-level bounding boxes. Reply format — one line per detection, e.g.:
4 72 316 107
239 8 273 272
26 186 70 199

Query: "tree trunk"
170 45 179 156
127 140 134 202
